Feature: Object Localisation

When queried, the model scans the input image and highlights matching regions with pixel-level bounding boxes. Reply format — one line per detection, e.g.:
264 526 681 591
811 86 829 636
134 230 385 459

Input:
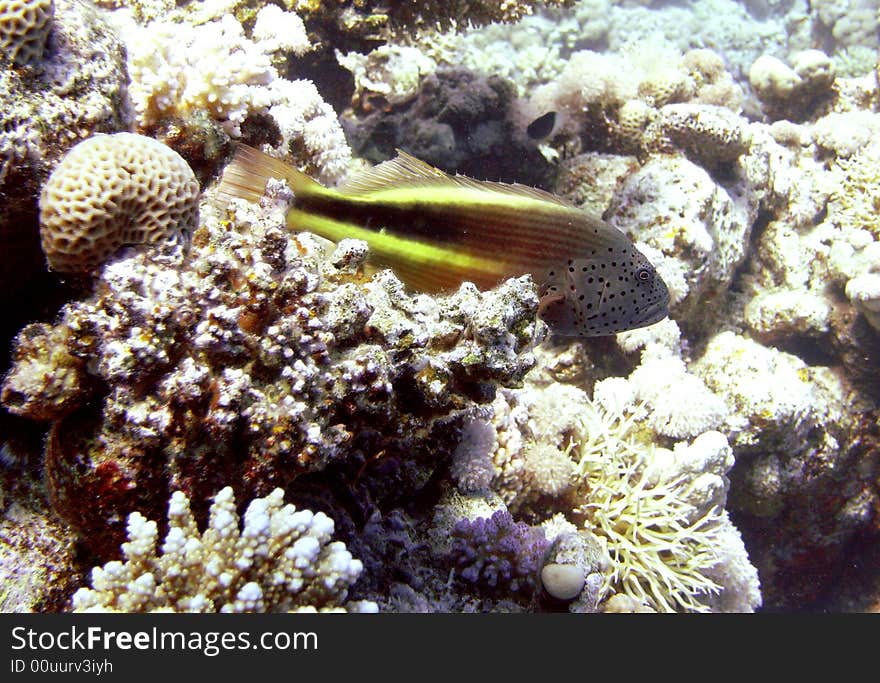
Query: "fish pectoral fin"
538 291 566 315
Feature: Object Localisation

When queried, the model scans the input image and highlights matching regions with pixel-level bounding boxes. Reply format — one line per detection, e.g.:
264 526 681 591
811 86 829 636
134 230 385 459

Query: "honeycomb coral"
0 0 130 295
39 133 200 273
0 0 53 66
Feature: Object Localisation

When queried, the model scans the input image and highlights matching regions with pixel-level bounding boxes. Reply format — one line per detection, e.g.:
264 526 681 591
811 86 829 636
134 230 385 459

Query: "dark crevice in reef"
284 49 356 116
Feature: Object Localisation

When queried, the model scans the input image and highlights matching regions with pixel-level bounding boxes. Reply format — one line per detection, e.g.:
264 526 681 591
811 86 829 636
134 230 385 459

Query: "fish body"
218 145 669 337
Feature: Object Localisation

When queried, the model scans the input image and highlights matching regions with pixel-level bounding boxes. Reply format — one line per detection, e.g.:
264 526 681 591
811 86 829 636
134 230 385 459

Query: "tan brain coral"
0 0 53 66
39 132 200 273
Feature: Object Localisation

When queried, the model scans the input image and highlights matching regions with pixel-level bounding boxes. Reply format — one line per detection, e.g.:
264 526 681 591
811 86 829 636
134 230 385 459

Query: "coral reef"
0 502 80 612
287 0 576 47
118 11 306 137
749 51 838 121
39 133 200 273
448 510 548 598
814 0 880 52
111 7 351 185
3 174 540 559
1 323 85 421
0 418 84 613
524 46 745 168
72 487 375 612
647 103 752 171
691 331 876 606
473 356 760 613
606 155 753 330
4 0 880 616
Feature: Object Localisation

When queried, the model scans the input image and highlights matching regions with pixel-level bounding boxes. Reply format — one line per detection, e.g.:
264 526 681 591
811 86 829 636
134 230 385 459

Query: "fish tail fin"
216 144 329 204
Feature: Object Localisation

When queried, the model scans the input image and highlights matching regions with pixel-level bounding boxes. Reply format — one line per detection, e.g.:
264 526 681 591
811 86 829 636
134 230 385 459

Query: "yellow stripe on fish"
284 206 509 292
217 145 670 337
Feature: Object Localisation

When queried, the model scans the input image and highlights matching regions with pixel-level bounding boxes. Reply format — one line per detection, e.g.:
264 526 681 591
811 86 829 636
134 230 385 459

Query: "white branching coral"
71 487 376 613
251 4 310 56
120 14 277 135
111 9 351 185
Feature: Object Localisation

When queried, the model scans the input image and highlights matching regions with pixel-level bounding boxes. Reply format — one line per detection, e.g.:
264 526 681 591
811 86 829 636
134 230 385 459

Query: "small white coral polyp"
571 404 725 613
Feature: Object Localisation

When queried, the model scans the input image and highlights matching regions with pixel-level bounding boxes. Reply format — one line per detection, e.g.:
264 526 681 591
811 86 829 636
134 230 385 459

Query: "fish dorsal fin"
339 150 576 209
339 150 449 193
447 174 576 208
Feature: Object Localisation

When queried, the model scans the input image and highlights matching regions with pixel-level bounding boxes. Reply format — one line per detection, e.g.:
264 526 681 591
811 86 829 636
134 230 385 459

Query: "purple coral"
450 510 548 596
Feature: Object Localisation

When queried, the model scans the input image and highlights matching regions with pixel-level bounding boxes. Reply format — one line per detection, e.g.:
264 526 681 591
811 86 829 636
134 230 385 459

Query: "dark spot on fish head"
527 111 557 140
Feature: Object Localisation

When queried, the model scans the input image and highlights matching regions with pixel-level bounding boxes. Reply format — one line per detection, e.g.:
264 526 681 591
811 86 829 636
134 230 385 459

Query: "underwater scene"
0 0 878 614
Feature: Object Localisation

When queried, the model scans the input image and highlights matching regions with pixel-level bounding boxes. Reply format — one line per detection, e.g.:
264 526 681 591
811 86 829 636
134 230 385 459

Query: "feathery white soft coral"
569 401 746 612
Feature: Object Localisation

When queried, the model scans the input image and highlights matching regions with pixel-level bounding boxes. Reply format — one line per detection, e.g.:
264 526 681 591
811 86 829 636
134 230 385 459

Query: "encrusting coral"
1 323 84 421
39 133 200 273
72 486 376 612
748 51 837 121
1 500 80 612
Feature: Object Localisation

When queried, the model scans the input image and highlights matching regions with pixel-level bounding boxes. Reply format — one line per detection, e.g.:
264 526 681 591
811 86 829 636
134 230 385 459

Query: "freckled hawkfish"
217 145 669 337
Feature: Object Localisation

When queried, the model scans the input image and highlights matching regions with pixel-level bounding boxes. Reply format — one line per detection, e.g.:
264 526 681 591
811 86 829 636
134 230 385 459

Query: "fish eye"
637 268 651 282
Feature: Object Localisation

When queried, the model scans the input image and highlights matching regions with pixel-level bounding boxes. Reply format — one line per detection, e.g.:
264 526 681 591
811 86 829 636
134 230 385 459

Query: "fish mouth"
632 297 670 328
634 277 671 328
